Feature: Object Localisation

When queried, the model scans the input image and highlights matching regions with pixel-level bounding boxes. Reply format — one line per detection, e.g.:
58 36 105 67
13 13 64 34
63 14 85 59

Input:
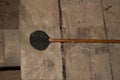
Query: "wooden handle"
49 39 120 43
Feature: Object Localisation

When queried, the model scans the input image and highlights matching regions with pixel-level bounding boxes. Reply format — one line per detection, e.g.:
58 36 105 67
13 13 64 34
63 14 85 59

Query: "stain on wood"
43 59 55 71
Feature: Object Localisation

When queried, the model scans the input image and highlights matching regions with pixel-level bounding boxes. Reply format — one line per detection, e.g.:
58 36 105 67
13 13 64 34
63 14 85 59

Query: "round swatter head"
30 30 50 51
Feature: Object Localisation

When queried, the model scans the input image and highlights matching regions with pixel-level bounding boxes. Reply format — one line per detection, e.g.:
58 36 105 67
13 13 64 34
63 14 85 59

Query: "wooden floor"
0 0 119 80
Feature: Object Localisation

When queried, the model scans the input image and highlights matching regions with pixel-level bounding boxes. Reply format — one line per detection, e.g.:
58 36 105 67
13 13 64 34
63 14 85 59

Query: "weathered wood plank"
0 30 4 63
0 70 21 80
0 0 19 66
102 0 120 80
61 0 112 80
0 0 19 29
0 29 20 67
19 0 62 80
0 0 5 63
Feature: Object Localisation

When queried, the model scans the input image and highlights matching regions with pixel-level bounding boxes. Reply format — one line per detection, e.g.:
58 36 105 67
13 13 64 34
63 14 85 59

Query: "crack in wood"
105 6 112 11
101 0 114 80
58 0 66 80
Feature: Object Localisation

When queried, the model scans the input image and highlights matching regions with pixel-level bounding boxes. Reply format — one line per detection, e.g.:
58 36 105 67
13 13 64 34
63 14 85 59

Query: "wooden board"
0 0 19 66
0 70 21 80
61 0 112 80
19 0 63 80
0 30 4 63
0 29 20 67
102 0 120 79
0 0 5 64
0 0 18 29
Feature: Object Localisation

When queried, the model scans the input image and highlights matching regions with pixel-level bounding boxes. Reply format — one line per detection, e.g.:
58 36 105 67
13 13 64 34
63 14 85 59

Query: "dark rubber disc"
30 30 50 51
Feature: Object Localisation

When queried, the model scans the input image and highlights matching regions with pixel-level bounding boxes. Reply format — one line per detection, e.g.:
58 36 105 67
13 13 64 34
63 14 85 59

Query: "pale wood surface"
61 0 112 80
19 0 62 80
102 0 120 80
0 29 20 67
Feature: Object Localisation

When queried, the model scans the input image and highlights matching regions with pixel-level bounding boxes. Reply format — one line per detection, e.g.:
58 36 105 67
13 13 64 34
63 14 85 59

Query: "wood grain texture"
61 0 112 80
19 0 62 80
102 0 120 80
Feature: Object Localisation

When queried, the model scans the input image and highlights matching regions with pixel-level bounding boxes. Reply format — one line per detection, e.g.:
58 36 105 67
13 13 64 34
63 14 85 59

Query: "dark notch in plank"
0 66 20 71
58 0 66 80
